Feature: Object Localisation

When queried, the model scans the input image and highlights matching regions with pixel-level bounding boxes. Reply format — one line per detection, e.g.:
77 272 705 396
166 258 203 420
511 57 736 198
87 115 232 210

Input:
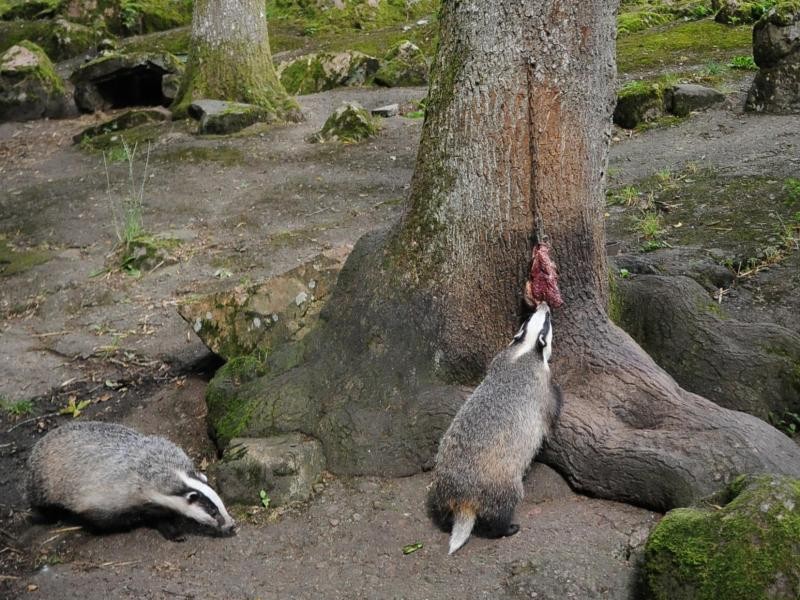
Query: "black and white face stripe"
179 472 236 531
510 303 553 365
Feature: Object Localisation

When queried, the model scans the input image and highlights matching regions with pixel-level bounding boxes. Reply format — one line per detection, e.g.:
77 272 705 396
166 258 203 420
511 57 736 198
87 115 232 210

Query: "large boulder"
0 0 62 20
0 41 68 121
187 99 274 135
178 252 345 361
70 51 182 113
210 433 325 507
746 4 800 113
309 101 380 143
613 80 665 128
665 83 725 116
715 0 772 24
372 40 429 87
278 51 379 95
645 475 800 599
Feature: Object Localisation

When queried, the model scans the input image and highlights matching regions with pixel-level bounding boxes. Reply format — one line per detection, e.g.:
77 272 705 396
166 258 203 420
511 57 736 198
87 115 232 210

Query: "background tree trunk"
219 0 800 508
172 0 299 119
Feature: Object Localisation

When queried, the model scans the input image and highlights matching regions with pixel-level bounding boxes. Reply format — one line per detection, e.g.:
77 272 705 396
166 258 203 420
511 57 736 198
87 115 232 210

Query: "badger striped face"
150 471 236 535
510 303 552 366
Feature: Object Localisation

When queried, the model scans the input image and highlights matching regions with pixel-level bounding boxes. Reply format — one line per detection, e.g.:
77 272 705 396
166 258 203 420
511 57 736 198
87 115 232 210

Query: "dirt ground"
1 73 799 599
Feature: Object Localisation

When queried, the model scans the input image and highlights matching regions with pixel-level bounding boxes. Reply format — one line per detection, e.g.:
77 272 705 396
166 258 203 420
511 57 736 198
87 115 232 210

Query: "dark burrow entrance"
94 66 169 108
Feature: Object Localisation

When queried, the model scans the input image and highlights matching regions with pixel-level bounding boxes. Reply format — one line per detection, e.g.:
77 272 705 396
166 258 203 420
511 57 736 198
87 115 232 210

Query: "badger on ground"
26 421 236 540
426 302 562 555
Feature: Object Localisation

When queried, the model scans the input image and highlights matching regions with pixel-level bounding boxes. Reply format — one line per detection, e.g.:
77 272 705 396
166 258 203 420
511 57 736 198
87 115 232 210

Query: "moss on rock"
278 51 379 95
0 40 67 120
372 40 428 87
645 474 800 600
614 80 666 128
310 100 379 143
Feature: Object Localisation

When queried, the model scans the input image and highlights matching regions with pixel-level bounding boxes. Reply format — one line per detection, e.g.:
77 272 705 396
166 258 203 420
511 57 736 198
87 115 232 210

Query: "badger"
426 302 562 555
26 421 236 540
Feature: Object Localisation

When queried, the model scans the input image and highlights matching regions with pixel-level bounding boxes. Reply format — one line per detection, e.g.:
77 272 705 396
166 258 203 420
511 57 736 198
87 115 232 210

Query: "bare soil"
1 74 799 599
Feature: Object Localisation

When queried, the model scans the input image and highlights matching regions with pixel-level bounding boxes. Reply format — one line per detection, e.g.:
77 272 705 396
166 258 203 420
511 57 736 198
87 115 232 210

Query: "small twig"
32 331 71 338
0 575 20 581
6 412 60 433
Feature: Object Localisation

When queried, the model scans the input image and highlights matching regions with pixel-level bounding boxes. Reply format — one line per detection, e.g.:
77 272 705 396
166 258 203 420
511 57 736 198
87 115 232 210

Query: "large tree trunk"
213 0 800 510
172 0 299 119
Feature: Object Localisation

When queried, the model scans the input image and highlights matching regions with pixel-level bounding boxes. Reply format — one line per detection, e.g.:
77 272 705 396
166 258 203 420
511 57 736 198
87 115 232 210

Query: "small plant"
609 185 641 206
259 490 271 509
704 61 723 76
784 177 800 206
769 411 800 437
728 55 757 70
402 542 423 555
636 211 664 239
619 268 631 279
59 396 91 418
4 398 34 417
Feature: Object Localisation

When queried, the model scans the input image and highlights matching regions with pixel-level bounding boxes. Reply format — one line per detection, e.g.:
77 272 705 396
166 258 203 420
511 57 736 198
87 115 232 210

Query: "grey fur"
427 304 562 553
26 421 235 537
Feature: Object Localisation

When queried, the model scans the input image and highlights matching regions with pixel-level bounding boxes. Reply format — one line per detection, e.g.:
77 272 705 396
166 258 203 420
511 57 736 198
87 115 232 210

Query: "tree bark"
172 0 300 119
217 0 800 509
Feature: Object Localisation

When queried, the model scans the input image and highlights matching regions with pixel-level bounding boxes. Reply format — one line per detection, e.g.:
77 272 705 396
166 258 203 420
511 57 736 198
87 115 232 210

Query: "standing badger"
427 302 562 554
26 421 236 540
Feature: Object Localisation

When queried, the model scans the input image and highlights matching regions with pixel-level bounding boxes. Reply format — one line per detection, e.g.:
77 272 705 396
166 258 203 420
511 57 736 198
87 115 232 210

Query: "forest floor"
1 53 800 600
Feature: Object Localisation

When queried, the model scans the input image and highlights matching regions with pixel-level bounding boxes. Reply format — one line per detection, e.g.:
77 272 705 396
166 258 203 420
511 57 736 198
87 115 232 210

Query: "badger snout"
217 516 237 537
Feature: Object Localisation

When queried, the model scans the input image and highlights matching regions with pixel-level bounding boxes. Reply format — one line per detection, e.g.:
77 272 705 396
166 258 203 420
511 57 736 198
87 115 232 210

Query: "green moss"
618 19 752 73
266 0 438 33
0 238 50 276
279 54 331 95
313 101 380 142
607 269 624 325
762 0 800 25
172 33 298 121
120 26 190 55
206 354 268 445
1 40 64 94
617 10 674 35
117 0 192 34
645 475 800 600
78 122 165 153
0 0 62 20
614 79 666 128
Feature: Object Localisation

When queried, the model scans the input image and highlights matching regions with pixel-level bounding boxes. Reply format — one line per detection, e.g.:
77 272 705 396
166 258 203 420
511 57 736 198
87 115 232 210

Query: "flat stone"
666 84 725 117
211 433 326 507
72 107 171 143
188 99 273 135
371 103 399 118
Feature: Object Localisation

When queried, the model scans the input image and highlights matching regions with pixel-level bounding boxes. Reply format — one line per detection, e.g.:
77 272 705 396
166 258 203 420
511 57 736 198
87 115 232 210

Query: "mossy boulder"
70 51 182 112
665 83 725 116
617 10 674 35
59 0 192 34
0 40 68 121
747 3 800 113
613 80 666 128
0 17 98 60
278 51 380 95
310 101 380 142
187 99 274 135
0 0 63 20
715 0 776 24
645 474 800 600
372 40 429 87
72 106 170 144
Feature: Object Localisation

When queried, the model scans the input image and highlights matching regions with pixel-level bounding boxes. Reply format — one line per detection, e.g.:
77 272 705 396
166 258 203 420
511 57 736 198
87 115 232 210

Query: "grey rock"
187 99 273 135
278 51 380 95
747 7 800 113
0 43 68 122
371 103 399 118
372 40 429 88
212 433 326 507
666 83 725 117
70 51 182 113
310 101 380 143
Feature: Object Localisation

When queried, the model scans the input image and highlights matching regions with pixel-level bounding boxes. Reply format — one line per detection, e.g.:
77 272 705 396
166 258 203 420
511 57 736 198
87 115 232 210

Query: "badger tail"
448 508 476 555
